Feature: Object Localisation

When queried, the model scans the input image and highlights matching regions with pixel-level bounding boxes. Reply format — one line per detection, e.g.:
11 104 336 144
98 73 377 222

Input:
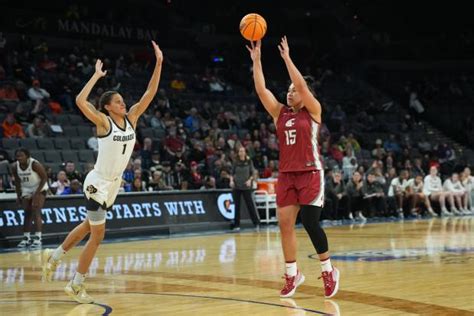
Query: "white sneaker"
65 280 94 304
348 213 354 221
441 208 452 216
42 249 60 282
357 212 367 222
428 209 438 217
30 237 42 249
452 208 463 216
17 237 30 248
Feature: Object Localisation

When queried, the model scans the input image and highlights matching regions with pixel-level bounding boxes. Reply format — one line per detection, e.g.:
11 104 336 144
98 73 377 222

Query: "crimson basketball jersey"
276 106 323 172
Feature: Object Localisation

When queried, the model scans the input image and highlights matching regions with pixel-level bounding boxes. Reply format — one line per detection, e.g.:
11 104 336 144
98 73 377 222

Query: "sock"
285 261 297 277
24 232 31 240
35 232 42 239
73 272 86 285
320 258 333 272
51 245 66 261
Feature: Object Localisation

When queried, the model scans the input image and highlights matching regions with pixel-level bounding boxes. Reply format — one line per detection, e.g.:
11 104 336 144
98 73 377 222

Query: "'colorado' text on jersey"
276 106 323 172
95 116 135 179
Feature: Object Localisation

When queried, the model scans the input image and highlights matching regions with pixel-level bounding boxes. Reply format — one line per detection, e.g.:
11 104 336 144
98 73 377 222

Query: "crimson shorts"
276 170 325 208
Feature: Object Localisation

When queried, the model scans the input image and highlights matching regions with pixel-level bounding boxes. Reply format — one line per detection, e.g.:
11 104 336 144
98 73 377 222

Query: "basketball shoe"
17 237 30 248
65 280 94 304
42 249 59 282
319 267 340 298
280 270 305 298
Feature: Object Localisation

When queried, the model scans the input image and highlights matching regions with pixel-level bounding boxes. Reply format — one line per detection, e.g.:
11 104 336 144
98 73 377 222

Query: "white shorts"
83 169 122 209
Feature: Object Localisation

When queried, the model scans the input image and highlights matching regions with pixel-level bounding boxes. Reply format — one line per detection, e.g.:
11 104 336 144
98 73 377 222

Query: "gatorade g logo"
86 185 98 194
217 193 235 220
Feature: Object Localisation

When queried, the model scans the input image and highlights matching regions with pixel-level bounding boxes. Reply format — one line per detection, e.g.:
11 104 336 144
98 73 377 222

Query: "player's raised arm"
247 40 283 120
75 59 109 128
278 36 322 122
128 40 163 127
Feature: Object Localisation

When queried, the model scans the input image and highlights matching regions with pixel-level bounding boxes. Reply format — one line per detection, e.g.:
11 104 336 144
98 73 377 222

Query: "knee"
90 227 105 245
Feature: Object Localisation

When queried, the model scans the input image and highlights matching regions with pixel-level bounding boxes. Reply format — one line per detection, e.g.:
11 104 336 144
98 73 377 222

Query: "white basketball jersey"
94 116 135 179
17 158 48 197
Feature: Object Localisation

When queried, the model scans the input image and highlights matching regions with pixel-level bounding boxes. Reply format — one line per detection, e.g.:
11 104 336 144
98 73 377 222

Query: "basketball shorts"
276 170 325 208
83 169 121 210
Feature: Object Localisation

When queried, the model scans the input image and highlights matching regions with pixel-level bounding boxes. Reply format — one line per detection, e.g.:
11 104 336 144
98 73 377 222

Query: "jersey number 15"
285 129 296 145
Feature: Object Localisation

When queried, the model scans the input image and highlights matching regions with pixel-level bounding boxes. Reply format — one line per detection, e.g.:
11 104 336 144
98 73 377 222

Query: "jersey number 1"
122 144 127 155
285 129 296 145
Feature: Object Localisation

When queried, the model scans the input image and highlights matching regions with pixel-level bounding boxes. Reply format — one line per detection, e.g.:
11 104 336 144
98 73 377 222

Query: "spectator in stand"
443 173 469 214
189 161 203 189
330 144 344 164
216 168 232 189
173 161 189 190
461 167 474 212
0 83 19 101
150 109 166 132
345 171 366 221
329 104 346 131
346 133 361 153
50 170 70 195
64 161 83 182
2 113 25 138
412 158 426 177
133 169 148 189
406 175 433 216
372 139 386 159
27 79 51 115
184 107 201 133
170 73 186 92
140 137 154 169
61 179 83 195
325 169 346 221
387 169 411 218
363 172 388 218
27 116 51 138
148 170 170 191
201 175 217 189
342 146 357 181
423 166 456 216
383 134 401 154
164 127 186 161
161 161 175 189
131 177 147 192
87 127 98 151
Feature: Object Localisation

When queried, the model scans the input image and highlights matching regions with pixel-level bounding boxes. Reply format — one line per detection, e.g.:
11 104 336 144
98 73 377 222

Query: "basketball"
239 13 267 41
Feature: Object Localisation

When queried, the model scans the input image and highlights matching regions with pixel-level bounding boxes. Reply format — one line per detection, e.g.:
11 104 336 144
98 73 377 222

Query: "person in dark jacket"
325 169 346 220
362 172 388 217
230 147 260 230
345 171 366 221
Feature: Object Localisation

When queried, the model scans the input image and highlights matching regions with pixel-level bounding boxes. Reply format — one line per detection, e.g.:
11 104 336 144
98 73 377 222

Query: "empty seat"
70 138 86 150
37 138 55 150
54 115 70 125
43 150 62 163
62 126 78 137
30 150 45 162
61 150 79 163
54 138 71 150
68 115 84 125
44 163 62 175
78 150 95 163
2 138 19 149
76 126 93 138
20 138 38 150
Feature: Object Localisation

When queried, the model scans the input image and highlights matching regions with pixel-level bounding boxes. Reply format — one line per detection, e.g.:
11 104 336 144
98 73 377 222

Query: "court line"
0 299 113 316
128 270 474 315
125 292 329 314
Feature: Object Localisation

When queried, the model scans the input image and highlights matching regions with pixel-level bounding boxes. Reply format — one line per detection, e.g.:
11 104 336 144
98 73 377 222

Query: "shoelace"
318 272 332 288
281 274 295 292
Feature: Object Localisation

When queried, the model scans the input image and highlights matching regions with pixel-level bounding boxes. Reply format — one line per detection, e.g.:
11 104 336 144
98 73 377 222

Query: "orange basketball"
239 13 267 41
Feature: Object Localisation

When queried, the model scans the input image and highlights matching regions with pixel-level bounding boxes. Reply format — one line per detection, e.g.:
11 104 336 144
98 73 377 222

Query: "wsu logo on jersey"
285 118 296 127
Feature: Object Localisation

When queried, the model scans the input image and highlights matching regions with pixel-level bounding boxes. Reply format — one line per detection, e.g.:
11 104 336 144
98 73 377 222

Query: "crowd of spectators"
1 31 473 222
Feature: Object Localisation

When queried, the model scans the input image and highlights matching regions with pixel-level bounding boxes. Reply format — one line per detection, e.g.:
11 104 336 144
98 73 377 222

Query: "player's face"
16 151 28 165
287 84 302 108
106 94 127 116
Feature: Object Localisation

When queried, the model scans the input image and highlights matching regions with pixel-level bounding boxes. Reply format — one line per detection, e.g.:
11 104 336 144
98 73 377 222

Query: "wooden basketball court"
1 217 473 315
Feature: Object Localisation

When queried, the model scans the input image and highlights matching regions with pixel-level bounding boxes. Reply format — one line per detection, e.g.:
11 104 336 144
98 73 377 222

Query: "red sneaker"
280 270 305 298
319 267 340 298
